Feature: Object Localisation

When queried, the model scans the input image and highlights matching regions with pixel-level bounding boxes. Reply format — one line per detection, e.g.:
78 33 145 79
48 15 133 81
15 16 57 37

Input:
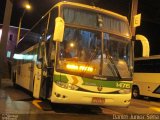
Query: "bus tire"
132 86 141 99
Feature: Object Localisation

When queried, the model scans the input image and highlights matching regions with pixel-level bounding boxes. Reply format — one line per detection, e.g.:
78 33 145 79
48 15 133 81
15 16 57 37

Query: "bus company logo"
97 86 103 91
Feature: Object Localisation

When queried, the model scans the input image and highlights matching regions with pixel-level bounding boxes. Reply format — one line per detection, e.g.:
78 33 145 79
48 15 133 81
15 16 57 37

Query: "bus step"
32 100 52 111
38 101 52 111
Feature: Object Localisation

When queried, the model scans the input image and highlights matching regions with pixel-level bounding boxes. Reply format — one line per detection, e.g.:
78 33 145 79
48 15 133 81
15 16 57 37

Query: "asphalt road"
0 79 159 120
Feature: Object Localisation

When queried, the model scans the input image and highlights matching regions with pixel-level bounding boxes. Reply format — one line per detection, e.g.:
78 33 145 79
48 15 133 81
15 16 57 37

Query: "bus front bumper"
50 83 131 107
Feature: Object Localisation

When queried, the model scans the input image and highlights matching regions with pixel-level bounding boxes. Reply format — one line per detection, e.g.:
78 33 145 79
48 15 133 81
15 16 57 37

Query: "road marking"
149 107 160 112
32 100 42 110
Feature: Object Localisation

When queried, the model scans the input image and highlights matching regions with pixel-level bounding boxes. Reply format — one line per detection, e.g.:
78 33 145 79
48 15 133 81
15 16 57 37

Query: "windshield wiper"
80 49 121 80
105 51 121 80
80 49 98 76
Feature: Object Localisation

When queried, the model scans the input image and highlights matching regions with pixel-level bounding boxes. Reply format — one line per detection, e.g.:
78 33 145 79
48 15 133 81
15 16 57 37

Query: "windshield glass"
104 33 131 78
56 27 131 80
63 7 130 37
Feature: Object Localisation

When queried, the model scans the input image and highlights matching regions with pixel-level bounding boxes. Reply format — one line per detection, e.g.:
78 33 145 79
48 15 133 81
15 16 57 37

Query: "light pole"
130 0 138 37
17 3 31 44
129 0 138 77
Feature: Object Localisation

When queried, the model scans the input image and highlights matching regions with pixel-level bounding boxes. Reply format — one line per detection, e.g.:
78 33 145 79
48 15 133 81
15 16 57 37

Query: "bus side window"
38 31 46 61
46 7 58 64
38 44 43 61
50 42 56 61
47 7 58 40
37 43 43 69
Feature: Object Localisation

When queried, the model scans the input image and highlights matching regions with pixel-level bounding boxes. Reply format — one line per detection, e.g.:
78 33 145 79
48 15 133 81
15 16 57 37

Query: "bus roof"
135 55 160 61
17 1 130 46
52 1 128 22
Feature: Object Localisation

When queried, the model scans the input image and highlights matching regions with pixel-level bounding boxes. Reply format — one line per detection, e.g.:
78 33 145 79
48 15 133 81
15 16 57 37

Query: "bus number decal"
116 82 131 89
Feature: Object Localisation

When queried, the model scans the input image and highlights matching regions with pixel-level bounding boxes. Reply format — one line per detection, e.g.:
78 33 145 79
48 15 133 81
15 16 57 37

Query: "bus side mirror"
136 34 150 57
53 17 64 42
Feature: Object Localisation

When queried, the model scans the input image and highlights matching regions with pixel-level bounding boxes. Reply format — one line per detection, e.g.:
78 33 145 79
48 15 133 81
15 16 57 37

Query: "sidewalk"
0 78 13 89
0 79 42 114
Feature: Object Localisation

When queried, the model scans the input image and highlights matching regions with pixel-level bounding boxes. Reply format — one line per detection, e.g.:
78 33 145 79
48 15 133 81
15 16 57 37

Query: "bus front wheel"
132 86 141 99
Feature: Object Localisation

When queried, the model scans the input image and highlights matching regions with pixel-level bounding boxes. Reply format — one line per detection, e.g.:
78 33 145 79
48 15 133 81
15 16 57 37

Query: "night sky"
8 0 131 28
1 0 160 56
136 0 160 56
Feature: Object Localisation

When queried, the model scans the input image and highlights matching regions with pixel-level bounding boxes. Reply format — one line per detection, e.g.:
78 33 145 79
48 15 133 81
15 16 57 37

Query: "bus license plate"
92 97 105 104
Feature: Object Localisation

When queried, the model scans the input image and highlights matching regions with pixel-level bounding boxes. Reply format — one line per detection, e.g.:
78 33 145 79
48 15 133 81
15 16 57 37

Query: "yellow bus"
133 56 160 99
12 1 133 107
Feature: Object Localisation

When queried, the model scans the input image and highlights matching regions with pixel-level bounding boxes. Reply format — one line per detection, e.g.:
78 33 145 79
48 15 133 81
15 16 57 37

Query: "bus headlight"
119 89 131 94
56 81 79 90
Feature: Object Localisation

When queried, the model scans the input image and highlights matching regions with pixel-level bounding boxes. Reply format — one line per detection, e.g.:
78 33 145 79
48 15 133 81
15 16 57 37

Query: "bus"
12 1 133 107
133 55 160 99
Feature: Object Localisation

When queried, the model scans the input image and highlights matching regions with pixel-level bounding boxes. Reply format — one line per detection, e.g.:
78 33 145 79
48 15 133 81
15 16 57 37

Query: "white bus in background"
133 55 160 99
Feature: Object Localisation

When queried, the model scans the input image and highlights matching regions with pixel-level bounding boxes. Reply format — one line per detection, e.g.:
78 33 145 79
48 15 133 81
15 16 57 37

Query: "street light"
17 3 31 44
25 4 31 10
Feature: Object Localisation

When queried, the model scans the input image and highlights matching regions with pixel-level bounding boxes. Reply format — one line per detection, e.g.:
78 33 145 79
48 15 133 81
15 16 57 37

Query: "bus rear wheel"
132 86 141 99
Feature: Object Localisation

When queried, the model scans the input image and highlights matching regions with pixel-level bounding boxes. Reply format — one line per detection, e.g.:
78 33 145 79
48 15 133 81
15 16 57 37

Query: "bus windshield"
104 33 131 79
63 7 130 37
56 5 131 80
56 27 131 80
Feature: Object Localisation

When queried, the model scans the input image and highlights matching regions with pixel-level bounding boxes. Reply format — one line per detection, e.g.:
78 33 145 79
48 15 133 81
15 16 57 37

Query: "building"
0 24 29 78
0 24 29 61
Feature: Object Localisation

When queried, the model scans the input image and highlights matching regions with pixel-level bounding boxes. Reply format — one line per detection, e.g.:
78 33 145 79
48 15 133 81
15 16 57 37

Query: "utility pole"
0 0 13 88
17 3 31 44
129 0 138 76
130 0 138 36
17 10 25 44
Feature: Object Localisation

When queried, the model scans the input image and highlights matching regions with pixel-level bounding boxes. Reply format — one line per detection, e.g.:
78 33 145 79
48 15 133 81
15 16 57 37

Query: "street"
0 79 159 120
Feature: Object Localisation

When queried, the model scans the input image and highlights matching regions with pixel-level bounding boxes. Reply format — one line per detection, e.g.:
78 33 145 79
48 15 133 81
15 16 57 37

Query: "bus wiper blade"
80 49 98 76
106 51 121 80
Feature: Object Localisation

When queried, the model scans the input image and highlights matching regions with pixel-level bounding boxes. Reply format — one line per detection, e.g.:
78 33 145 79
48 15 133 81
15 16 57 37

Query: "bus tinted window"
134 59 160 73
16 14 49 53
47 7 58 41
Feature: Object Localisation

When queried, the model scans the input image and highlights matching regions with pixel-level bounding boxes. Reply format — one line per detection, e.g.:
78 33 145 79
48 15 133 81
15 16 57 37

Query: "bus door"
33 12 53 99
33 33 48 98
39 39 49 99
40 40 54 99
34 36 53 100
